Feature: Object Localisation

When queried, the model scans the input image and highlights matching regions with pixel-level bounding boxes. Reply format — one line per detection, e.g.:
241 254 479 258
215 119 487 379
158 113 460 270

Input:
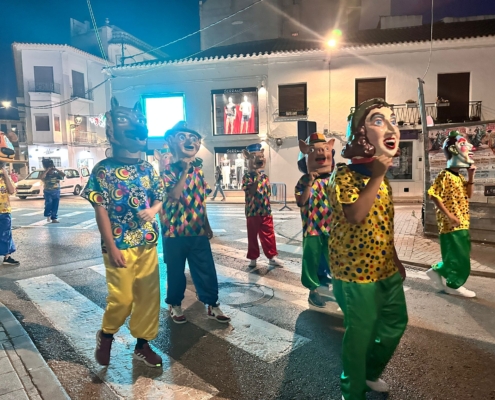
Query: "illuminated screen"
144 96 185 138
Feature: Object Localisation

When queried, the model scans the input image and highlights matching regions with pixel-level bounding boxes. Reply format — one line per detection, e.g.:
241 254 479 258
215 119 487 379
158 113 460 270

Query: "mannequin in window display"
221 154 231 188
239 95 252 134
235 153 246 189
224 97 237 134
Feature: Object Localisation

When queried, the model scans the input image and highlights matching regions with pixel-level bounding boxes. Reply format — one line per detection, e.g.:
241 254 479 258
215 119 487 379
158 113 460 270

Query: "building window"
72 70 86 98
34 66 55 92
278 83 307 117
143 95 186 138
214 146 248 190
355 78 386 106
35 115 50 131
437 73 470 123
386 142 413 180
38 157 61 168
212 88 259 135
54 116 61 132
0 124 7 133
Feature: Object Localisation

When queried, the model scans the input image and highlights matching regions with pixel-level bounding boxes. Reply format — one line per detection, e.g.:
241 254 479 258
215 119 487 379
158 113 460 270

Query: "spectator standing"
40 158 65 223
211 165 226 201
0 162 19 265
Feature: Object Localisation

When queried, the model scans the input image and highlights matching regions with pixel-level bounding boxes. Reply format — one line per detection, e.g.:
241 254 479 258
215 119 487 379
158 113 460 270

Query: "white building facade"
107 18 495 201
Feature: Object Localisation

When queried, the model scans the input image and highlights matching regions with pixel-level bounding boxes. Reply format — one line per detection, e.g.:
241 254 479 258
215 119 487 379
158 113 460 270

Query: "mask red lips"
384 137 396 150
315 155 326 165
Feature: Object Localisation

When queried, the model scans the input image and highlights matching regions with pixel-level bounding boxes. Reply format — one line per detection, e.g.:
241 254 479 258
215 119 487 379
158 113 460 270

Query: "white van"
16 168 90 199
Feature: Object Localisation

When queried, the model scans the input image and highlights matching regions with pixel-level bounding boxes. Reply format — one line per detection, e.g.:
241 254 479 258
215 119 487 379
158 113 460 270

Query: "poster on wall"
427 123 495 196
212 88 258 135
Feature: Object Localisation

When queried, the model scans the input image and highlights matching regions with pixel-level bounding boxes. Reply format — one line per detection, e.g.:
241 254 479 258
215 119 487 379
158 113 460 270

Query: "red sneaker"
169 305 187 324
94 330 113 366
207 305 231 323
133 342 162 368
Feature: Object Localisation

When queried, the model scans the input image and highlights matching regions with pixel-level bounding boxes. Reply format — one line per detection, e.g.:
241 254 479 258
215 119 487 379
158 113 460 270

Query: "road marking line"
17 274 219 399
67 218 97 229
235 238 302 256
21 211 44 216
211 229 226 233
89 264 311 363
29 211 86 226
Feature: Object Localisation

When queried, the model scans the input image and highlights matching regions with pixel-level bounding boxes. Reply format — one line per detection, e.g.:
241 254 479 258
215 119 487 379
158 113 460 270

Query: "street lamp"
1 101 11 109
326 29 342 48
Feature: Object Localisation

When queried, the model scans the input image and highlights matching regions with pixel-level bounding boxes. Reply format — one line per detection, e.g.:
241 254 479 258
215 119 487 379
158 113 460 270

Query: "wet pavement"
0 197 494 399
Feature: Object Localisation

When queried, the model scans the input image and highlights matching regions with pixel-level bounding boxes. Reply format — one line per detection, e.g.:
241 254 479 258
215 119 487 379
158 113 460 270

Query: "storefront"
213 146 248 190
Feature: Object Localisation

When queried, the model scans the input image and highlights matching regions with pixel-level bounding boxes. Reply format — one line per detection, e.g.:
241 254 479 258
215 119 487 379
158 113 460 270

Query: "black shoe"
3 256 20 266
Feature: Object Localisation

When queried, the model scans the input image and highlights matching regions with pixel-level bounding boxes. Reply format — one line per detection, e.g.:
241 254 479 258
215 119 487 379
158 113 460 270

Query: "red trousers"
246 215 278 260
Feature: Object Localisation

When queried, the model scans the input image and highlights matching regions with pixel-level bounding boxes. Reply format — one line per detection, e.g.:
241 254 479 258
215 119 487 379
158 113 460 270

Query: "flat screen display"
144 95 185 138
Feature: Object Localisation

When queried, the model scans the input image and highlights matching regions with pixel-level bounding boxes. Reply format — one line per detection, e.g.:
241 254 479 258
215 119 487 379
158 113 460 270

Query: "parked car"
16 167 90 199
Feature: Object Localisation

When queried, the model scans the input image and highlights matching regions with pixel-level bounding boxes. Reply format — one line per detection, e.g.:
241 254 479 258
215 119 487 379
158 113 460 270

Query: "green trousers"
301 235 329 290
433 229 471 289
333 272 408 400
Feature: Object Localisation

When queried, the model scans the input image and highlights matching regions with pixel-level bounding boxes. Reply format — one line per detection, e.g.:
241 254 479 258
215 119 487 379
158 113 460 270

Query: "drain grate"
218 282 273 306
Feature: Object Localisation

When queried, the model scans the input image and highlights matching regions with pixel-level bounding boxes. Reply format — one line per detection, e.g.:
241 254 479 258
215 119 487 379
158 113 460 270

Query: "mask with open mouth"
106 97 148 158
342 98 401 163
164 121 203 167
298 133 335 174
242 143 266 173
443 130 475 168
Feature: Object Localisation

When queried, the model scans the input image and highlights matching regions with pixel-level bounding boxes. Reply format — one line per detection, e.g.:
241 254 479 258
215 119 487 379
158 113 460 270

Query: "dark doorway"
437 73 470 123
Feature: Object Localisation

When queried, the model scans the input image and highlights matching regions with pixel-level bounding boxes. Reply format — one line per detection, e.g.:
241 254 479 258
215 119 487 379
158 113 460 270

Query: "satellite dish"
105 148 112 158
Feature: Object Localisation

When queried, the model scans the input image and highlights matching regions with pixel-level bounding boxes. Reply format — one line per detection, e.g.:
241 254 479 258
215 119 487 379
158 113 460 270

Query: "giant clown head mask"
443 131 474 168
105 97 148 158
0 131 18 163
342 98 400 163
242 143 266 172
297 133 335 174
164 121 203 167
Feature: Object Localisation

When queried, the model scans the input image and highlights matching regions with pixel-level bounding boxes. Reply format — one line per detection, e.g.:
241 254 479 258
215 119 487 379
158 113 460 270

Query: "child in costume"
295 133 334 308
82 97 163 368
242 143 283 268
328 98 408 400
426 131 477 298
40 157 65 223
161 121 230 324
0 161 19 266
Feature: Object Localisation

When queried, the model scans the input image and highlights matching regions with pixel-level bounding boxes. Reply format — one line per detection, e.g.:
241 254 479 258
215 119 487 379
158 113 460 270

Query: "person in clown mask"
426 131 477 298
82 97 164 368
328 98 407 400
295 133 335 307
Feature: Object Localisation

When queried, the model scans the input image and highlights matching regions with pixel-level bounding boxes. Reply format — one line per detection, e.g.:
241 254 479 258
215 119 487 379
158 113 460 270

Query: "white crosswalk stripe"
67 218 97 229
21 210 44 216
235 237 302 256
16 274 218 399
29 211 86 226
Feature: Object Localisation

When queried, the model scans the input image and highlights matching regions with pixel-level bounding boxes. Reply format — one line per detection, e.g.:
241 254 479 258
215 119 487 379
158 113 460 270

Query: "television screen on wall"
143 95 185 138
212 87 259 135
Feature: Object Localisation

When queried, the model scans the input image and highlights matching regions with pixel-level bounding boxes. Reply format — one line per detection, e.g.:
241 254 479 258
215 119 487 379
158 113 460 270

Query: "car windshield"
25 171 43 179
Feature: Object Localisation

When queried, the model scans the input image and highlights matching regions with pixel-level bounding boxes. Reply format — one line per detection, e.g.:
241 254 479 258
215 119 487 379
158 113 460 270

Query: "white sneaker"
47 217 51 222
268 257 284 267
207 305 231 323
426 268 444 290
169 305 187 324
366 378 389 392
444 286 476 298
248 259 257 267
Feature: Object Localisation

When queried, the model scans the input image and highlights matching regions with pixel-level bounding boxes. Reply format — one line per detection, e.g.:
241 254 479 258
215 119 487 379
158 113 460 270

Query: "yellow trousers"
102 244 160 341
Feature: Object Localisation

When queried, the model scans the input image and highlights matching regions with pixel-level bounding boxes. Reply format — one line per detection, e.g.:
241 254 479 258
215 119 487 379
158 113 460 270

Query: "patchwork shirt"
81 158 163 251
161 162 212 237
328 163 397 283
295 173 332 237
242 172 272 217
0 177 11 214
428 169 470 234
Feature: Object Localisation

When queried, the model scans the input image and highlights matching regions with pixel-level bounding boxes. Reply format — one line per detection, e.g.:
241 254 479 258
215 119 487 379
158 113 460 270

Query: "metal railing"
71 131 108 146
27 80 61 94
71 89 94 101
350 101 482 126
270 182 291 211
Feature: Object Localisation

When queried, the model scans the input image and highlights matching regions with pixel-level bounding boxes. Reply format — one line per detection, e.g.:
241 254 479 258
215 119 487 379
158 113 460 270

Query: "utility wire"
113 0 265 62
86 0 110 68
421 0 435 80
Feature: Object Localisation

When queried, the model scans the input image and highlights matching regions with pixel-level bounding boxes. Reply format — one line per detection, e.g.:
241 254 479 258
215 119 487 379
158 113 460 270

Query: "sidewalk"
275 206 495 278
0 303 69 400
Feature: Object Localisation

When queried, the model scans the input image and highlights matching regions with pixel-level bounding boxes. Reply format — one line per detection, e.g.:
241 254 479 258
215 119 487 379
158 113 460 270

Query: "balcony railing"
27 80 61 95
71 89 94 101
71 131 108 146
350 101 482 127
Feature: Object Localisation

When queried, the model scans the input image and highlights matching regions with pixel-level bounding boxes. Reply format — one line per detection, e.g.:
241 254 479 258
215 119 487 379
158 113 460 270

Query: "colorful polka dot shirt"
242 172 272 217
328 163 397 283
295 173 332 237
428 169 470 234
161 162 212 237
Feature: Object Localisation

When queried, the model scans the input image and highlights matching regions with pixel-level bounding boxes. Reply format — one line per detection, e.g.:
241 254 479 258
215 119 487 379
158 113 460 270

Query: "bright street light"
1 101 12 109
327 39 337 47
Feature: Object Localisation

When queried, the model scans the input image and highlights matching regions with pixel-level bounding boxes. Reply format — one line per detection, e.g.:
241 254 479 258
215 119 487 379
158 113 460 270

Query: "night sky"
1 0 494 120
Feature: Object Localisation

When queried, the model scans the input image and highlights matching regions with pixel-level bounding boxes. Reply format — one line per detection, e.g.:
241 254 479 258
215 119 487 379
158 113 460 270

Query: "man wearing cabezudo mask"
328 98 408 400
82 97 164 368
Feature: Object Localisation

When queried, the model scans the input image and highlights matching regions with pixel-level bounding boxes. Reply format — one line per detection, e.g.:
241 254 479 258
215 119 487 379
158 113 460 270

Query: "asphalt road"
1 196 494 400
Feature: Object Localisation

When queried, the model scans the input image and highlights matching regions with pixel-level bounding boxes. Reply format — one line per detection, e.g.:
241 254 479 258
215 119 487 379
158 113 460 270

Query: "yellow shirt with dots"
427 169 470 234
327 163 398 283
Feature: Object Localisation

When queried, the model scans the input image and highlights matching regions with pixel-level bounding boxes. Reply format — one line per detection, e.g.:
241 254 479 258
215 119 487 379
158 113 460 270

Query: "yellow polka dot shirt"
328 163 398 283
427 169 470 234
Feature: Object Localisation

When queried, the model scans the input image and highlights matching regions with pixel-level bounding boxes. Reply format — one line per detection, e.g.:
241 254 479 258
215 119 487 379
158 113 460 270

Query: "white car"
16 168 90 199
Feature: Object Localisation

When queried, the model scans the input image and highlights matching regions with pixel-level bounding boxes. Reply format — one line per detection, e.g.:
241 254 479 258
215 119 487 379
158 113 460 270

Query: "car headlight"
32 182 40 187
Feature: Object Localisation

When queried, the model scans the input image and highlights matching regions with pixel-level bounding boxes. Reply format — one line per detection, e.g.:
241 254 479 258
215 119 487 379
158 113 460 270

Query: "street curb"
0 302 70 400
401 260 495 279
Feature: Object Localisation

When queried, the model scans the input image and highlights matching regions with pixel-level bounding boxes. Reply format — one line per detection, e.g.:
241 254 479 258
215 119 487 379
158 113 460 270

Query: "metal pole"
417 78 429 230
